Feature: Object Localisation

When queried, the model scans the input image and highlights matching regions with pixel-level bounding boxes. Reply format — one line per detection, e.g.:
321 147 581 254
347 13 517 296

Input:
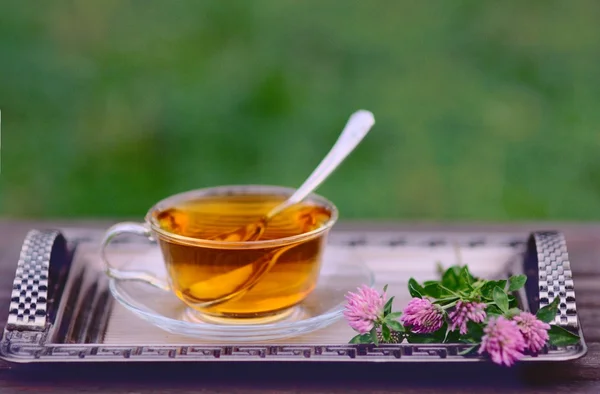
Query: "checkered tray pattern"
6 230 62 331
533 232 577 329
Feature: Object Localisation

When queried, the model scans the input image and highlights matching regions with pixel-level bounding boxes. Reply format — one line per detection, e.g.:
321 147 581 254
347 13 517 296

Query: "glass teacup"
101 185 338 323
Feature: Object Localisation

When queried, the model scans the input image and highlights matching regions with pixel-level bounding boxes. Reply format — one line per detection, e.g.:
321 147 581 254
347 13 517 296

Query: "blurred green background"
1 0 600 221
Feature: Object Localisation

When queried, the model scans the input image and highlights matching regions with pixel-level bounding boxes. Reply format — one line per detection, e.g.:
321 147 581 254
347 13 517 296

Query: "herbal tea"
153 193 332 319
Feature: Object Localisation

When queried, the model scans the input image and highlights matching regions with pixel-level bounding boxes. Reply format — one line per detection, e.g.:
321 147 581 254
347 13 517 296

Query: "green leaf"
422 280 439 287
349 334 362 344
349 333 373 344
548 325 580 347
442 266 461 291
370 326 379 345
381 324 391 342
537 297 560 323
459 266 475 288
481 280 507 299
463 321 485 343
422 283 443 298
493 287 509 313
408 278 424 298
386 319 405 332
384 312 402 321
508 275 527 292
439 284 462 298
383 296 395 316
486 304 503 316
383 284 388 293
472 280 486 290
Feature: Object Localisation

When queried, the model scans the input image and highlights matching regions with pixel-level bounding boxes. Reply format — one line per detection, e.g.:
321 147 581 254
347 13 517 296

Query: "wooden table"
1 220 599 393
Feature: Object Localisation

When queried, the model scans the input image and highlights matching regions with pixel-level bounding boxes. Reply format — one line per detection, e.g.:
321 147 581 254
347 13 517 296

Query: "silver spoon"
211 109 376 242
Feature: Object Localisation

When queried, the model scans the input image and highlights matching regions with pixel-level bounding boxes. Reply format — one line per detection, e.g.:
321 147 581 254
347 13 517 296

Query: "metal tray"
0 227 587 363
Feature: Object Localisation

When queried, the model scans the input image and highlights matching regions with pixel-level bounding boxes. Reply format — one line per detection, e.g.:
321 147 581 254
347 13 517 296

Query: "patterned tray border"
0 229 587 363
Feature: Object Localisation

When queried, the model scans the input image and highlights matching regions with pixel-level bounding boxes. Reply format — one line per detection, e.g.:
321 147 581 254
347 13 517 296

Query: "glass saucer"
107 245 374 342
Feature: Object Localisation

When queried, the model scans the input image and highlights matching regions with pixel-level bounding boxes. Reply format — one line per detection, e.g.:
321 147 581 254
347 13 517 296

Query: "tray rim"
0 228 588 364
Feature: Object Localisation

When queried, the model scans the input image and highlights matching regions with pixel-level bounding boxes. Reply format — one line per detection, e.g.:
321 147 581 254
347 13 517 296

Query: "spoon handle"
267 109 375 219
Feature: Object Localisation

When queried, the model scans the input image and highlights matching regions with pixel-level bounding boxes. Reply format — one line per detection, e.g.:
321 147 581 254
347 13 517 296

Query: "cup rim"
145 184 339 249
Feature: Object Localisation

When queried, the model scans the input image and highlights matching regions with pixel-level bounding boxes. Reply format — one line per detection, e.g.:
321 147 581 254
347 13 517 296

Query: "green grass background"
1 0 600 221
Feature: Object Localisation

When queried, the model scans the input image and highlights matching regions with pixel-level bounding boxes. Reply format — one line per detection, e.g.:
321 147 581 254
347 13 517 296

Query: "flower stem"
441 301 458 310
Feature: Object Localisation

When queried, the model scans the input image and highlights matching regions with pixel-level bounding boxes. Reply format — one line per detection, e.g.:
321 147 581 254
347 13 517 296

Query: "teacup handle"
100 222 171 291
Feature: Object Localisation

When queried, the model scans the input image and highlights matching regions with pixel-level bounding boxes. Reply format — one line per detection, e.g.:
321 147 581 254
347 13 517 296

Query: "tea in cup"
101 185 338 323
